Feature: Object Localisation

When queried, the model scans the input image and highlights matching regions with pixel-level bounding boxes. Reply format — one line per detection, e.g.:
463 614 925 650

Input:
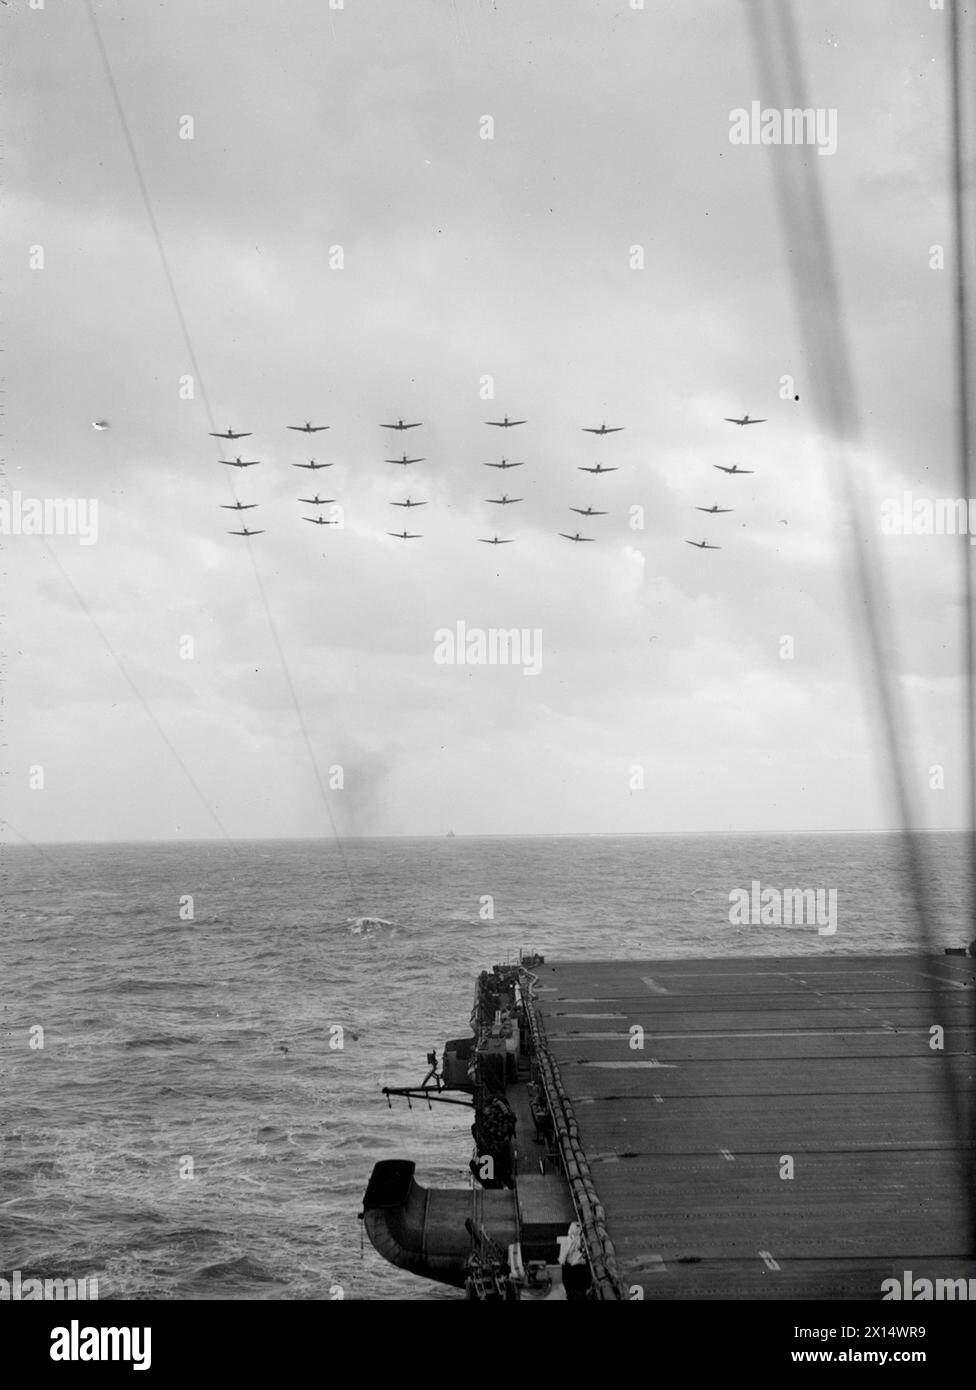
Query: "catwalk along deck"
361 953 975 1300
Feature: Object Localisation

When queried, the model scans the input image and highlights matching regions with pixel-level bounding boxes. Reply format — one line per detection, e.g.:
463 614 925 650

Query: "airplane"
387 529 422 539
210 427 251 439
582 423 624 435
304 515 338 526
380 419 422 430
221 501 258 511
483 459 524 469
298 495 335 505
559 532 595 542
486 495 522 505
724 415 766 425
391 498 427 508
228 526 264 536
485 416 526 428
386 454 424 466
91 420 109 431
570 505 607 516
479 536 514 545
696 504 733 513
287 421 329 433
713 463 753 474
686 538 721 549
219 456 260 468
293 459 332 470
578 463 618 475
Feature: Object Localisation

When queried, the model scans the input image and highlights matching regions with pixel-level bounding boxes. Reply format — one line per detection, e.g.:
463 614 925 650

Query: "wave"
97 979 214 994
346 916 395 934
193 1255 282 1286
122 1035 198 1051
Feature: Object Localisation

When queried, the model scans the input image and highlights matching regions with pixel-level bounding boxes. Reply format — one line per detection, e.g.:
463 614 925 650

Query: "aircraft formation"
211 411 764 547
463 416 621 546
682 411 765 551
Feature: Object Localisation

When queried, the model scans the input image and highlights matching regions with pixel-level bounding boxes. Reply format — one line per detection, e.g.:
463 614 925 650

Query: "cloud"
3 0 965 840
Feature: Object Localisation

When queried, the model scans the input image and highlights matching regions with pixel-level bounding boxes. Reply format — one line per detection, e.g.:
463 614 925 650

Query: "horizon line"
1 827 971 849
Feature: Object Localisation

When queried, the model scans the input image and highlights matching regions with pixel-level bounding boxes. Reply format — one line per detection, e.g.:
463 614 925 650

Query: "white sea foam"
346 916 395 934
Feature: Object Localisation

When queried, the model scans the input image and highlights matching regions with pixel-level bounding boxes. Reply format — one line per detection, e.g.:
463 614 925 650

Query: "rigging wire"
40 537 239 849
0 816 86 884
743 0 974 1247
950 0 976 916
0 478 237 849
948 0 976 1225
82 0 354 887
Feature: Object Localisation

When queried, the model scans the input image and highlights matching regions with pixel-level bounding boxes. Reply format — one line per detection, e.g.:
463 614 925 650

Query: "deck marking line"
919 973 970 990
640 976 670 994
626 1027 918 1040
550 1027 921 1041
558 1013 627 1019
578 1060 678 1069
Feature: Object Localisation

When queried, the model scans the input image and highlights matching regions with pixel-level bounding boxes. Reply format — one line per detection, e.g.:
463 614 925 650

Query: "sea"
1 831 972 1301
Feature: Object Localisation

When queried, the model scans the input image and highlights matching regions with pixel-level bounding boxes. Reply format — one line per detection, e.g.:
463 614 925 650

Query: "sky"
1 0 972 842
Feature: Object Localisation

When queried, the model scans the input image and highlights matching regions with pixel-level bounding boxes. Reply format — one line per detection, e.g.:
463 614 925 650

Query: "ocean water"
1 831 972 1301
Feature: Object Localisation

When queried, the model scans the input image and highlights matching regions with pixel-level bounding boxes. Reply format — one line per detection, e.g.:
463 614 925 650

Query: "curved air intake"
362 1160 518 1288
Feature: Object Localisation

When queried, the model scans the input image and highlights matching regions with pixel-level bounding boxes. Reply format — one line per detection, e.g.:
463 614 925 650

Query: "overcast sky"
1 0 969 842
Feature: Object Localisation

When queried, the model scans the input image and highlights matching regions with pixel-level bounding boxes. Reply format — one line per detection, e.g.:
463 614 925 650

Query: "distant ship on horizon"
446 829 456 838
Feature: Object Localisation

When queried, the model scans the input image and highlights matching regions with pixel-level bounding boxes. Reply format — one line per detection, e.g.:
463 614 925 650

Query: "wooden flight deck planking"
529 954 975 1299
